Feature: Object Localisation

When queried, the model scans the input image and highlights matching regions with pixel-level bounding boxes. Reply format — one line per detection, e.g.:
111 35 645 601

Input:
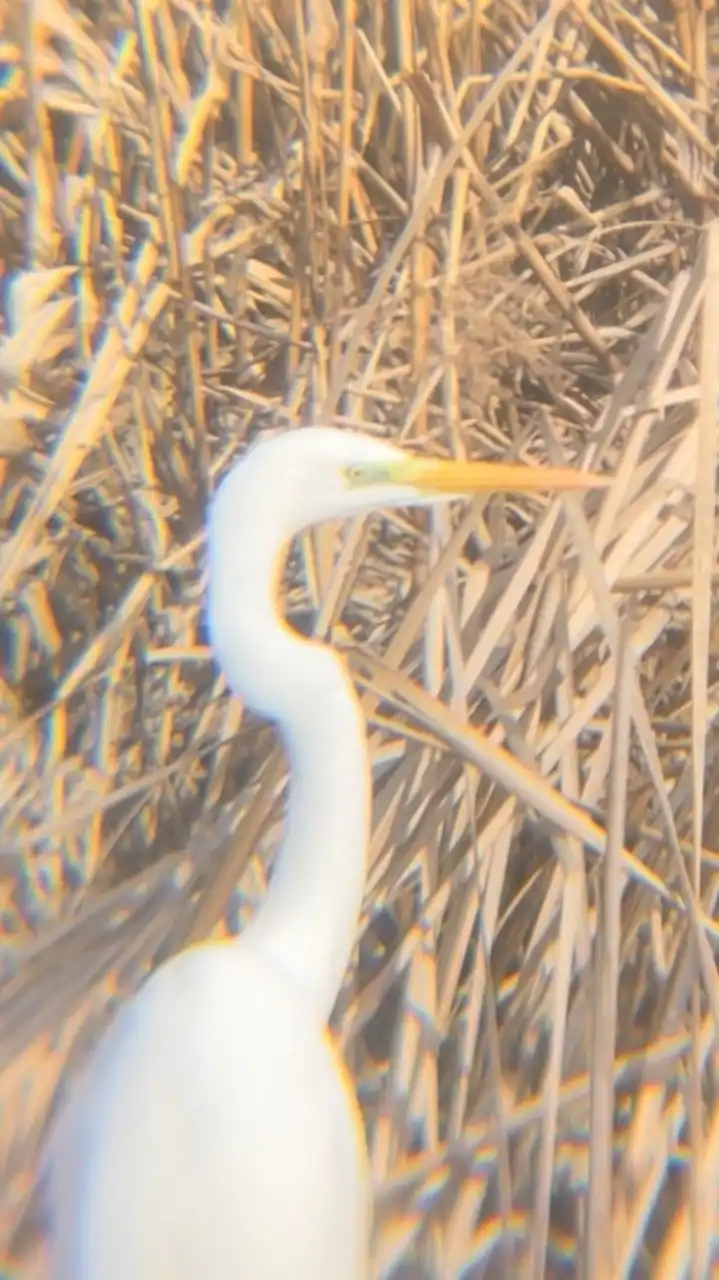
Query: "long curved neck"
207 494 371 1024
255 658 369 1022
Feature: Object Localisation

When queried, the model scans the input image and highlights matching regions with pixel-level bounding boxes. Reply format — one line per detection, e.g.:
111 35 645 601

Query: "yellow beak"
396 454 609 494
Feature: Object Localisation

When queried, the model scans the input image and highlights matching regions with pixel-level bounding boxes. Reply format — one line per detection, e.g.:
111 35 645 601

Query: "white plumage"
46 427 603 1279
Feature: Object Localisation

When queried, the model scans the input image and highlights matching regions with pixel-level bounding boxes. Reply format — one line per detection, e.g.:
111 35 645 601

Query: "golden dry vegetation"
2 0 719 1275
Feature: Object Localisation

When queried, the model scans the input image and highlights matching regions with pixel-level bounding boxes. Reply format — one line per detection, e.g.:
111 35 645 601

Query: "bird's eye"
344 464 391 488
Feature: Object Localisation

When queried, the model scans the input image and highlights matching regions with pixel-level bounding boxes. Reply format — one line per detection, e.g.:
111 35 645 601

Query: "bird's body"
45 427 605 1279
49 943 370 1280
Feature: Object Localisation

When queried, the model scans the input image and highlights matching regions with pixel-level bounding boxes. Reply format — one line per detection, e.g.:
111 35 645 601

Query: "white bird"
45 427 604 1280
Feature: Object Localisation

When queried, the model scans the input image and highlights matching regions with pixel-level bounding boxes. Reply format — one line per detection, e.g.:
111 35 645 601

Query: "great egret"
45 427 606 1279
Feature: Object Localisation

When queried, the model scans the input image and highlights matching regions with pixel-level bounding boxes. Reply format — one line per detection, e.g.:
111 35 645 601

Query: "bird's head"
216 426 608 540
207 425 609 718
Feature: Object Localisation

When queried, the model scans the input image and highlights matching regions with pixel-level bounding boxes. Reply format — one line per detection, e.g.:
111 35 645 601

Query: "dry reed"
2 0 719 1275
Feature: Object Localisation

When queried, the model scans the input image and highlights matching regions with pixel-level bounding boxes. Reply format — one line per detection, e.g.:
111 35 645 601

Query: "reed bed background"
2 0 719 1274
